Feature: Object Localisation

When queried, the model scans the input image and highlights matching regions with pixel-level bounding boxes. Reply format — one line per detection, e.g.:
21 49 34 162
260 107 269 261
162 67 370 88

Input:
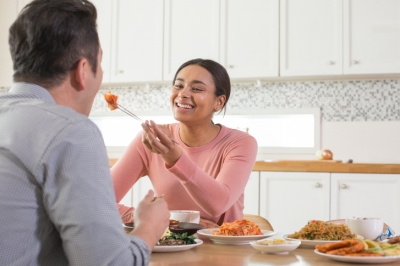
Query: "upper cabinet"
93 0 164 83
110 0 163 83
1 0 399 87
163 0 220 81
280 0 343 76
221 0 279 78
343 0 400 74
281 0 400 77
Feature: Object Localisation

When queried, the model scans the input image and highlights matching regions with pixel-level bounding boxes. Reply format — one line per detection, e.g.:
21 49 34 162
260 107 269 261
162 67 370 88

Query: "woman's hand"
141 120 182 167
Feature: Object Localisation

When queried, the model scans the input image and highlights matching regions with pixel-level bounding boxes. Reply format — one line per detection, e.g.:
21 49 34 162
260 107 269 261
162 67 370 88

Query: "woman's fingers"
141 121 172 154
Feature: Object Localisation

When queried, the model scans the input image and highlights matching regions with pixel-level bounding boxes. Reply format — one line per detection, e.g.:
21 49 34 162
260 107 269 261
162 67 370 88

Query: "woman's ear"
72 58 89 91
214 95 226 112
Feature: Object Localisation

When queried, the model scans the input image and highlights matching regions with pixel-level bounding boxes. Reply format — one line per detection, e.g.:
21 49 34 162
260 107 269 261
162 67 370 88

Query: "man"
0 0 170 265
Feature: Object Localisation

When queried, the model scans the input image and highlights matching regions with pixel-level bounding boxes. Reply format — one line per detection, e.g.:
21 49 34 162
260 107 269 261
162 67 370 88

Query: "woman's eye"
192 87 203 92
173 84 183 89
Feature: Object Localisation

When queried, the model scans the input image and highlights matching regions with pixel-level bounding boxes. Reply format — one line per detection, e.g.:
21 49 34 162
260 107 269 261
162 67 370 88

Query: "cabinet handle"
119 70 124 74
228 65 234 68
352 60 359 64
340 184 347 189
315 182 321 188
328 61 335 65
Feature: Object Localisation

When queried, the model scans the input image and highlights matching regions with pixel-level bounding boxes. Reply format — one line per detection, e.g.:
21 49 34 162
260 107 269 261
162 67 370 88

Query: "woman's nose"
178 86 191 98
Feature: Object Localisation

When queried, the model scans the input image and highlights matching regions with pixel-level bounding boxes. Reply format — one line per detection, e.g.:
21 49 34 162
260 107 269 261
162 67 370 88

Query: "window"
90 108 320 157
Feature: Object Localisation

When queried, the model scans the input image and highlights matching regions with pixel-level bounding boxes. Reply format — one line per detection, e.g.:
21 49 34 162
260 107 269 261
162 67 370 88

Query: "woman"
112 59 257 227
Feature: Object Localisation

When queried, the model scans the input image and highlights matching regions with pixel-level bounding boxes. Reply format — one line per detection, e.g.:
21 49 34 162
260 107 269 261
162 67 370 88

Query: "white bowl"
345 217 384 240
250 239 301 254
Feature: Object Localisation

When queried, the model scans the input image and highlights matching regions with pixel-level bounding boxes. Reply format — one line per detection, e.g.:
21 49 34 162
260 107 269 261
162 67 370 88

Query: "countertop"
109 158 400 174
253 161 400 174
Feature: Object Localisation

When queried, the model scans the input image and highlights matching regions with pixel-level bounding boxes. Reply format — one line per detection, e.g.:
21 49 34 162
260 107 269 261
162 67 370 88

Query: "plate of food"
197 219 275 245
153 228 203 253
153 238 203 253
283 220 362 248
313 238 400 264
250 238 301 254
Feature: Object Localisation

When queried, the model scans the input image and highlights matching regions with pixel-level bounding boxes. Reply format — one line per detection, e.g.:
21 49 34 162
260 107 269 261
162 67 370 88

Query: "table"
149 234 399 266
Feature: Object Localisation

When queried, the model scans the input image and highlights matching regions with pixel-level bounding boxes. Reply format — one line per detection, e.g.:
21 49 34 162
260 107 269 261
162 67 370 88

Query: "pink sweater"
112 124 258 223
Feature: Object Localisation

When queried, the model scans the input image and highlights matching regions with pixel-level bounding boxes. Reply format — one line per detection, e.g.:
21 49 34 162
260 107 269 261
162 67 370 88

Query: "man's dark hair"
9 0 99 89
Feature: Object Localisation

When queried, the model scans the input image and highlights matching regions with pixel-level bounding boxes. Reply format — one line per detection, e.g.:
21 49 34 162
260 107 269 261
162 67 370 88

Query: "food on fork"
288 220 357 240
211 219 262 236
104 91 118 110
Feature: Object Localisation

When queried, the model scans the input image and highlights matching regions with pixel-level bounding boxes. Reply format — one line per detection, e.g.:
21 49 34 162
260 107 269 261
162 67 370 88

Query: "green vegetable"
164 232 196 245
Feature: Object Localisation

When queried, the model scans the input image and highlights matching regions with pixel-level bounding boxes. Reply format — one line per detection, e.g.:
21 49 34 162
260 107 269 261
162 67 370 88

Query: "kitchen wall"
3 78 399 164
90 78 400 164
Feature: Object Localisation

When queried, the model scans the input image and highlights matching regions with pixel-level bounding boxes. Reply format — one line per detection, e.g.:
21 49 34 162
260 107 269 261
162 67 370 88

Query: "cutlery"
110 103 179 145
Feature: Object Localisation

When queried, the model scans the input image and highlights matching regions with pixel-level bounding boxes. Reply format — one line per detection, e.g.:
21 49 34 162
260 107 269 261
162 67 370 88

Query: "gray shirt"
0 83 150 266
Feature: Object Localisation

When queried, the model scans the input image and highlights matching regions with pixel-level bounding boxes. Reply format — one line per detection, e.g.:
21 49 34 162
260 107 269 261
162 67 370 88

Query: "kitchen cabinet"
220 0 279 78
0 1 19 87
92 0 163 83
163 0 220 81
257 171 400 234
109 0 163 83
331 173 400 233
343 0 400 74
281 0 400 77
243 171 260 215
280 0 343 76
91 0 113 83
259 172 331 233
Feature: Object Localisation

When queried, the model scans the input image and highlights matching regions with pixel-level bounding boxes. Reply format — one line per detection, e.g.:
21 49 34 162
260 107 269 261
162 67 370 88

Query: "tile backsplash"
94 79 400 122
3 79 400 122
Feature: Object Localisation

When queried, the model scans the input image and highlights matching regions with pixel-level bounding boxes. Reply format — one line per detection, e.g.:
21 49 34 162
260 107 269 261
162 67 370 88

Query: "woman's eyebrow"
175 78 207 86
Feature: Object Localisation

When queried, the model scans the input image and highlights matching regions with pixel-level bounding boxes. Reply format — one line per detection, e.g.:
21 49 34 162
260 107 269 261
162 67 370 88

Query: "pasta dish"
288 220 357 241
211 219 262 236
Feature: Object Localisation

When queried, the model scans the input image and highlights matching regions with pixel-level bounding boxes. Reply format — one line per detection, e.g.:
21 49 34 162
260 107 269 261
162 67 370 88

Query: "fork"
110 103 179 145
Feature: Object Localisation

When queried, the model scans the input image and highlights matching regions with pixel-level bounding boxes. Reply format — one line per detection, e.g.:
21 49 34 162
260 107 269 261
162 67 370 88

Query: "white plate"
282 234 363 248
250 239 301 254
153 239 203 253
314 250 400 264
197 229 276 245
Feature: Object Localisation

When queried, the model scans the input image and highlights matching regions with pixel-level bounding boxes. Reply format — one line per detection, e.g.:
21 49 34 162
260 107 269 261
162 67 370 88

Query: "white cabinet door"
91 0 113 83
343 0 400 74
110 0 163 83
260 172 330 233
220 0 279 78
243 171 260 215
331 173 400 234
163 0 220 81
0 0 19 87
280 0 343 76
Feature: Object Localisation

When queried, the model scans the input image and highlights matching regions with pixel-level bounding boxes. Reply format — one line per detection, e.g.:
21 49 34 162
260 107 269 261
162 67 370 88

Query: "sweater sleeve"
168 133 258 218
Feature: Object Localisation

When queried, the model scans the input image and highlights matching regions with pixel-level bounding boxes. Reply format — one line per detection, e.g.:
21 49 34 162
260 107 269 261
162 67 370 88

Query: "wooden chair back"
244 214 274 231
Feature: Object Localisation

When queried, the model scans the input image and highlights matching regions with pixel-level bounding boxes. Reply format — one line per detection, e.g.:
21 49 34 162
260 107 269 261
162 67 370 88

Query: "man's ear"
72 58 89 91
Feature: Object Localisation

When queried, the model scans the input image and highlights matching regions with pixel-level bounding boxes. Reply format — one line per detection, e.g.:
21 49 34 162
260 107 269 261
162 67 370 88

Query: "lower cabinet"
259 172 330 233
257 171 400 234
331 173 400 234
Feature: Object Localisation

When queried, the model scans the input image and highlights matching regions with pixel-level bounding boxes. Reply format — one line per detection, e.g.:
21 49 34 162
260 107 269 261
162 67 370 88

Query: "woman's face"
171 64 225 125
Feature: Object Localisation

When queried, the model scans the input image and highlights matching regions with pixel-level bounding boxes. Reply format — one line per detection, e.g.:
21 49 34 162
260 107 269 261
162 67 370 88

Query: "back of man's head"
9 0 99 89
